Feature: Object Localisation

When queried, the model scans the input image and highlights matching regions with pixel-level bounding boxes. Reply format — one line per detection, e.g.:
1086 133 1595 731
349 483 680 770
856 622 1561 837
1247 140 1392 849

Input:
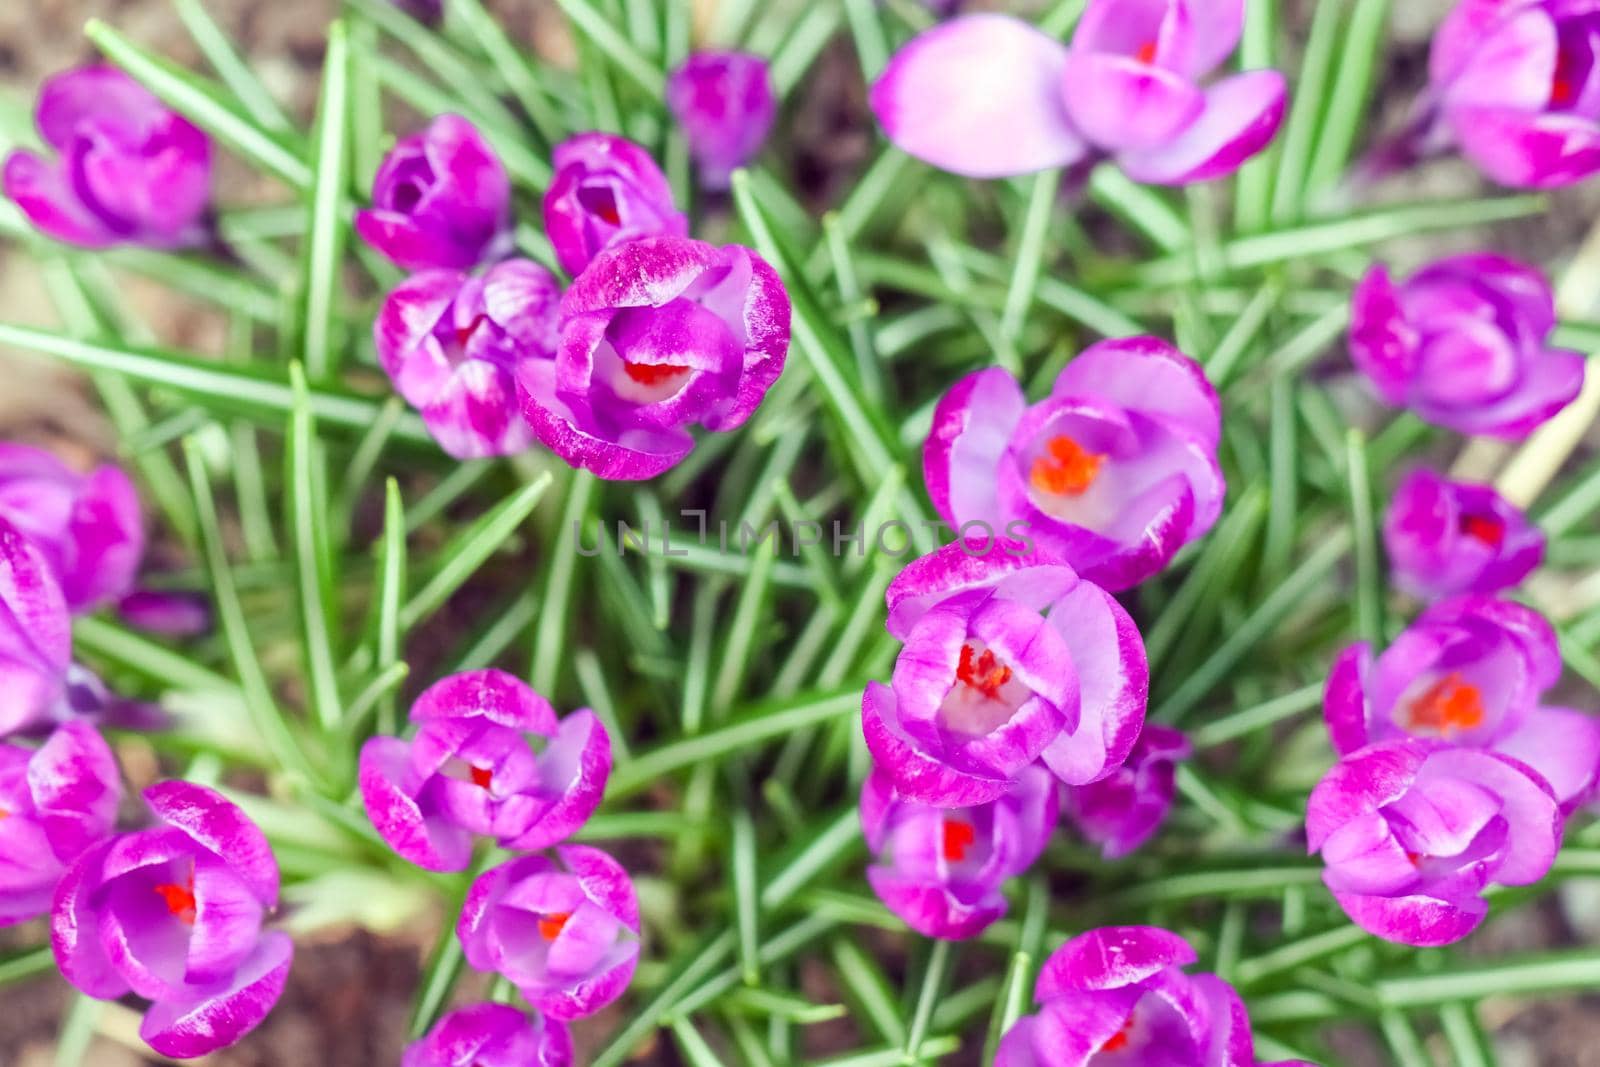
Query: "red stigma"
956 644 1013 700
1100 1011 1136 1052
454 314 487 348
538 912 571 941
470 765 493 789
1029 434 1105 497
1553 44 1583 107
577 184 623 226
1134 39 1158 64
154 871 198 926
1406 673 1485 735
941 819 976 863
623 362 690 386
1460 514 1504 549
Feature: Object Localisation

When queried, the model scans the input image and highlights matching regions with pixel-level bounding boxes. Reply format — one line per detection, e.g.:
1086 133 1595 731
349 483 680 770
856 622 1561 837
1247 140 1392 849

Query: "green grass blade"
302 21 353 381
404 472 554 629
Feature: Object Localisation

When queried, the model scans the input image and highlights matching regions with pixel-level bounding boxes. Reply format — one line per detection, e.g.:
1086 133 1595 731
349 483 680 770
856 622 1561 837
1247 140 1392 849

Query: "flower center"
539 912 571 941
623 361 691 386
454 313 488 349
0 805 9 821
577 184 623 226
1100 1010 1136 1052
1029 434 1104 497
956 643 1013 699
469 765 494 789
154 871 198 926
1405 672 1485 735
1552 44 1583 107
1460 513 1504 548
1134 39 1158 64
941 819 976 862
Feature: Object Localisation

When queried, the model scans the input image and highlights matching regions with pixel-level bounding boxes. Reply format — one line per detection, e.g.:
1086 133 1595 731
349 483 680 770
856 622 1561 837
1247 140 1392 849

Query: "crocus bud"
0 722 120 926
1429 0 1600 187
52 781 293 1058
861 764 1056 940
1350 254 1585 438
374 259 562 459
458 846 640 1020
871 7 1285 182
1383 468 1544 600
0 444 143 613
1325 596 1600 811
1309 739 1560 946
925 337 1224 591
356 114 513 271
518 235 791 480
865 540 1148 808
1063 723 1190 858
666 52 778 190
3 66 212 249
361 669 611 872
997 926 1307 1066
403 1003 572 1067
0 516 74 737
543 132 687 276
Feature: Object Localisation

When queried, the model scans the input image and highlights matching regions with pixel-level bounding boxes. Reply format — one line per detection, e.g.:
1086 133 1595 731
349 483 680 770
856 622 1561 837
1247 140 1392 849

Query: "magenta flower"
925 337 1224 591
517 235 791 480
1063 723 1190 859
997 926 1308 1066
666 52 778 190
3 66 211 249
0 516 75 737
1428 0 1600 187
543 132 687 277
1383 468 1545 601
356 114 513 271
865 541 1148 807
861 763 1056 940
374 259 561 459
51 781 292 1058
403 1003 572 1067
1309 738 1561 946
0 444 143 613
871 6 1285 183
458 846 640 1021
1350 254 1585 438
360 669 611 872
0 722 120 926
1325 596 1600 811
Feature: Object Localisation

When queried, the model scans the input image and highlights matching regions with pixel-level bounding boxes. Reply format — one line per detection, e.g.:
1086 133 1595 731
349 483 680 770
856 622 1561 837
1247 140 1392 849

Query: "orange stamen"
623 361 690 386
1460 514 1504 549
1406 851 1422 868
154 871 198 926
1406 672 1485 735
0 805 9 821
1029 435 1105 497
941 819 976 863
538 912 571 941
1135 39 1158 64
1100 1011 1136 1052
956 644 1013 700
470 765 494 789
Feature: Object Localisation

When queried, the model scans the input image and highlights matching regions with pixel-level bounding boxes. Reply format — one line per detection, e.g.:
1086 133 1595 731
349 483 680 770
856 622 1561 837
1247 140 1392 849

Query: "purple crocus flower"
1063 723 1190 859
517 235 791 480
3 66 211 249
0 444 143 613
543 132 688 277
0 515 74 737
403 1003 572 1067
1349 254 1585 438
356 114 513 271
861 763 1057 940
996 926 1310 1066
1308 738 1561 946
0 721 120 926
666 52 778 190
871 5 1286 183
865 541 1148 807
458 845 640 1021
374 259 562 459
1426 0 1600 187
1325 596 1600 811
52 781 293 1058
925 337 1224 591
361 669 611 872
1383 468 1545 601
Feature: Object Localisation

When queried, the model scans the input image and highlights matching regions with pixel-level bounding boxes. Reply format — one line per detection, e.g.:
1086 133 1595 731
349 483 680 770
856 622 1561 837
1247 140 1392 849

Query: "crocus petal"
143 781 278 905
1323 644 1374 756
501 711 613 852
1436 7 1559 111
1422 346 1586 438
358 736 473 873
184 853 266 985
140 931 293 1059
559 844 641 935
884 540 1078 640
28 720 120 860
411 668 559 734
1306 740 1429 852
1053 336 1222 449
1496 705 1600 810
924 367 1028 529
1060 52 1205 152
1038 581 1148 785
2 150 116 246
866 865 1007 940
1036 924 1197 997
871 15 1088 178
1448 105 1600 188
861 682 1013 806
1330 886 1487 947
517 358 696 480
50 840 129 998
1118 69 1287 184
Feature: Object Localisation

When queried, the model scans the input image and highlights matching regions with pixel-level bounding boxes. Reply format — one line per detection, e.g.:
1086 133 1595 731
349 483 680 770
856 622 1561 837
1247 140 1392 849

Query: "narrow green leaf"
374 478 407 736
73 616 236 694
532 472 596 694
288 364 344 734
1303 0 1391 199
1269 0 1342 223
553 0 665 97
905 940 955 1058
172 0 294 135
303 21 353 381
1001 168 1064 344
1345 429 1385 645
732 810 762 985
451 0 566 140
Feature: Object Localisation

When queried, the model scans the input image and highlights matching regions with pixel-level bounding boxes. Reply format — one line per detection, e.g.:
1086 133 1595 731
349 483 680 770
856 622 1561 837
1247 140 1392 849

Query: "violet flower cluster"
362 114 792 475
666 52 777 190
362 670 639 1023
996 926 1313 1065
872 1 1286 183
1383 468 1545 600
